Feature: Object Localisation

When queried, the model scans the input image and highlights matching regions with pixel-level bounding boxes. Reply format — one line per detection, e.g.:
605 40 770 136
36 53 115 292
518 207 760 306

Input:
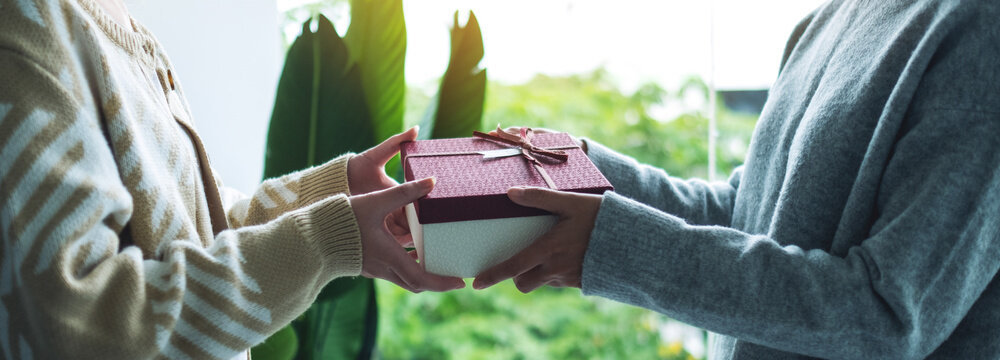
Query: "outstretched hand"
473 187 603 293
348 127 418 247
348 126 417 196
350 178 466 293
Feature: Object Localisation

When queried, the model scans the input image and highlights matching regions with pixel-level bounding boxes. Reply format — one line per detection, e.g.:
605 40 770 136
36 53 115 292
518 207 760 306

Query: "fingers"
506 186 575 214
362 233 463 292
365 177 435 215
386 209 413 247
472 240 546 290
364 126 419 165
513 266 550 293
394 234 414 248
387 208 410 235
393 256 466 292
377 271 414 293
384 245 464 292
472 191 600 292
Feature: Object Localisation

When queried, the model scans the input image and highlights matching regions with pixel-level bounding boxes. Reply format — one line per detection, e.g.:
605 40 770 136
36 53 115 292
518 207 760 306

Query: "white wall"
129 0 282 195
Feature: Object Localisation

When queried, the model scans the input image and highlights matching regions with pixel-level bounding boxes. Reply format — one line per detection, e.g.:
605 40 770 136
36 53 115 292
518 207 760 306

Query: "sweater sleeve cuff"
581 191 687 300
290 194 363 279
297 154 353 207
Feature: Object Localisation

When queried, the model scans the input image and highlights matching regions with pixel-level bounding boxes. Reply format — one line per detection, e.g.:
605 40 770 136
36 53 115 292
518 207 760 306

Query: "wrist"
346 154 359 196
299 154 353 205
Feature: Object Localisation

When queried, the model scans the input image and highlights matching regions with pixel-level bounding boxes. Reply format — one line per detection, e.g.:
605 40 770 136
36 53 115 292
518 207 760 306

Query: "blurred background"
129 0 824 358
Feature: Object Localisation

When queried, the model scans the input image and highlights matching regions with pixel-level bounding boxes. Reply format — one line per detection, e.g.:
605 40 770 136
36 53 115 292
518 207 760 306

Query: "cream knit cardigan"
0 0 365 358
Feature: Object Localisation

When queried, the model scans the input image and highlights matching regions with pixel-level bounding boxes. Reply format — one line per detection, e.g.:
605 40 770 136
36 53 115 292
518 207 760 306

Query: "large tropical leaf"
263 15 374 177
251 325 299 360
255 14 379 360
344 0 407 144
425 11 487 139
291 279 377 360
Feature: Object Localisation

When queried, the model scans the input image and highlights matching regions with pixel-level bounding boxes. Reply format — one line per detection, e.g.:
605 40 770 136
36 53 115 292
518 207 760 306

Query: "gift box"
401 128 614 277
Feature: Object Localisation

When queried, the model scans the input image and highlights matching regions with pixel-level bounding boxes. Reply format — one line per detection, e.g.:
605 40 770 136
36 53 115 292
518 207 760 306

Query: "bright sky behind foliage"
281 0 827 91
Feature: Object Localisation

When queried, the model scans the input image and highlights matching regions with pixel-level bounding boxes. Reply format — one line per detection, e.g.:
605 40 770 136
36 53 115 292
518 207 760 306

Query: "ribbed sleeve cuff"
291 195 363 279
297 154 353 207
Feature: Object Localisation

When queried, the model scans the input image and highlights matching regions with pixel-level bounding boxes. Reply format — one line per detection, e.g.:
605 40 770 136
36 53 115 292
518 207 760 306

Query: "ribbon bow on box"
472 127 569 162
405 126 579 189
471 126 575 189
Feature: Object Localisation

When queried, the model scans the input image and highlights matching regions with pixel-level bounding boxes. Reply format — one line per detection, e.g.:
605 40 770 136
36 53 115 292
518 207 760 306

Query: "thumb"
366 177 435 215
506 186 571 214
364 126 419 165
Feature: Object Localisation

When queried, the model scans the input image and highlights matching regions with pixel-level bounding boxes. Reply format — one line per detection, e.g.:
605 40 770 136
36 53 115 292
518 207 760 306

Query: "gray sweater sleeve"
584 138 741 227
581 109 1000 358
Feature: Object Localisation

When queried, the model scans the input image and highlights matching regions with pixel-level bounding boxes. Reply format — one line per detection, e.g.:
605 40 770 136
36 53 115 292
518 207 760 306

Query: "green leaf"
344 0 406 144
260 14 379 360
251 325 298 360
293 278 376 360
427 11 487 139
315 277 361 302
263 14 374 180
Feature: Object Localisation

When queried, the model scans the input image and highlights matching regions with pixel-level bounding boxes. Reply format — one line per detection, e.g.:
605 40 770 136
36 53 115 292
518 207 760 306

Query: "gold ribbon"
404 126 577 189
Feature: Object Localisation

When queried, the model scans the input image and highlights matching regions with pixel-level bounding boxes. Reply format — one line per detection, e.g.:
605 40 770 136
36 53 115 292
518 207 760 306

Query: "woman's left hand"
347 126 420 247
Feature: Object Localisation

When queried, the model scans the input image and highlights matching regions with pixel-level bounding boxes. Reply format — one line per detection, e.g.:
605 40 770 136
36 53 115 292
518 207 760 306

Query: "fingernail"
413 125 420 134
507 187 525 199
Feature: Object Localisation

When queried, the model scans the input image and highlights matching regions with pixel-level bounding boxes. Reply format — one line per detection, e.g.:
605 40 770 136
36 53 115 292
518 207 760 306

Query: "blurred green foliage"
378 69 760 360
376 281 695 360
408 68 756 180
482 69 757 179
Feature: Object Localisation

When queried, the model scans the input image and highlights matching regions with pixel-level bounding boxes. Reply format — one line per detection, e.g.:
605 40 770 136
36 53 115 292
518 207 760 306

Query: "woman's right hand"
348 178 466 292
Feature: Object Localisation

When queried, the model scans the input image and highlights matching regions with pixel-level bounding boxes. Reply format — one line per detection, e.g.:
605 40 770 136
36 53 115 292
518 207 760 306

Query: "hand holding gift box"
401 126 613 277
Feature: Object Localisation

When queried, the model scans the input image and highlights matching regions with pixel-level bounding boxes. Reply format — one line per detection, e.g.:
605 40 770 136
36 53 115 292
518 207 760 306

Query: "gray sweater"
581 1 1000 359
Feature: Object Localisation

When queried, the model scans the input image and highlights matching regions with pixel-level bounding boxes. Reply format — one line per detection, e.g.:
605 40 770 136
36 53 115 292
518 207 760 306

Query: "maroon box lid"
401 133 613 224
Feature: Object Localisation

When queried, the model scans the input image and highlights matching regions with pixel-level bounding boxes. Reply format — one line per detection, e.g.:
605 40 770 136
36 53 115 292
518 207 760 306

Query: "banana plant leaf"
263 15 374 175
251 325 299 360
254 14 378 360
424 11 487 139
344 0 406 144
343 0 407 180
292 279 376 360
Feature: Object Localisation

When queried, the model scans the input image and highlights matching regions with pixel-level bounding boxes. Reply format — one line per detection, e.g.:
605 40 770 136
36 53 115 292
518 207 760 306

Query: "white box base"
405 203 557 278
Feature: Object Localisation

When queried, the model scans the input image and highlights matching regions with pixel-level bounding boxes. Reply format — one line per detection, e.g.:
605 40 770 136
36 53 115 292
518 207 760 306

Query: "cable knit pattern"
0 0 363 358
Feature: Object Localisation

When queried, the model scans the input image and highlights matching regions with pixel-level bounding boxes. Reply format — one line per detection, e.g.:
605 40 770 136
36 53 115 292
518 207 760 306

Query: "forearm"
582 192 997 359
227 154 353 228
12 195 360 359
0 42 365 360
583 138 739 226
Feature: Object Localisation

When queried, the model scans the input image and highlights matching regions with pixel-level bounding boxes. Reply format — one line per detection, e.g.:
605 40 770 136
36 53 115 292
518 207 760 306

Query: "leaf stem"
308 15 321 166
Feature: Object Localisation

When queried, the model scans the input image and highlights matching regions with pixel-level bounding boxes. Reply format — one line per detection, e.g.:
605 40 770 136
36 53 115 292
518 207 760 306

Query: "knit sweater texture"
0 0 364 358
583 0 999 359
